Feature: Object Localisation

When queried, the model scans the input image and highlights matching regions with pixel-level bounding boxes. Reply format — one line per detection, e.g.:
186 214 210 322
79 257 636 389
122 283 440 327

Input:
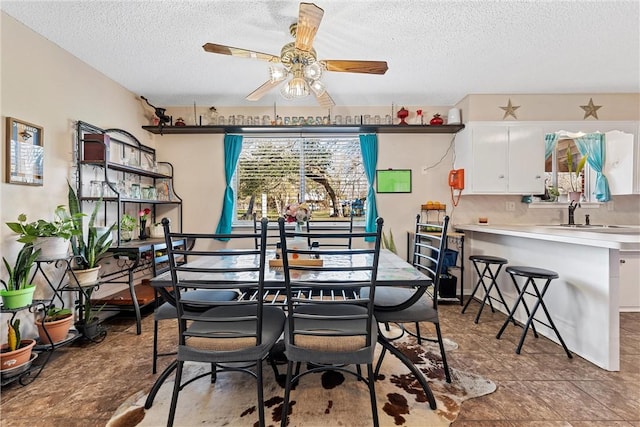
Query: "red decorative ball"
429 114 444 126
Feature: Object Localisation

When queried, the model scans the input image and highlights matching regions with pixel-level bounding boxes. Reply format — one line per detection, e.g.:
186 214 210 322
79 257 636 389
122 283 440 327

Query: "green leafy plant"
566 147 588 193
79 288 105 325
382 229 397 254
1 244 41 291
67 181 115 270
5 206 81 243
120 214 137 232
42 305 73 322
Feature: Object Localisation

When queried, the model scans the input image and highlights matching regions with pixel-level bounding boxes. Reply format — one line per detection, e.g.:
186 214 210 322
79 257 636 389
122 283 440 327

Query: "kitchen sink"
556 224 623 228
544 224 640 234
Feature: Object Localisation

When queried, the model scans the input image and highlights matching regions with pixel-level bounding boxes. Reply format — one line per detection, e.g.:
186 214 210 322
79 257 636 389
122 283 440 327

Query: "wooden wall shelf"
142 124 465 135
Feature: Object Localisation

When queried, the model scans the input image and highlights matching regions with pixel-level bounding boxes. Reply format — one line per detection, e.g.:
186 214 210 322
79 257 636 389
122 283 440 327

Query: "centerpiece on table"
283 202 311 234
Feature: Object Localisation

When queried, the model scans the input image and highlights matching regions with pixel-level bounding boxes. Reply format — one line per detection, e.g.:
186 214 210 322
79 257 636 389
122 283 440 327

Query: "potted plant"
566 146 588 202
35 305 74 345
547 185 560 202
1 319 36 371
5 206 80 260
0 244 41 309
67 181 115 286
120 214 137 242
75 294 105 340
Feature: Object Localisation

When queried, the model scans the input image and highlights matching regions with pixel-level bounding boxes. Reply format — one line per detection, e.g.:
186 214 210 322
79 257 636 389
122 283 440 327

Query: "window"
545 133 593 202
234 137 367 221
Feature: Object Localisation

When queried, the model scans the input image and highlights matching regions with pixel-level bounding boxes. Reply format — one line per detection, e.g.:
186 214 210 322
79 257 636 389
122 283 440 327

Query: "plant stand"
0 304 48 387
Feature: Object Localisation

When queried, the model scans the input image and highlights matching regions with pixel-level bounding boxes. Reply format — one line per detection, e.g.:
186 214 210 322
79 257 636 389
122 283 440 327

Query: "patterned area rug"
108 332 495 427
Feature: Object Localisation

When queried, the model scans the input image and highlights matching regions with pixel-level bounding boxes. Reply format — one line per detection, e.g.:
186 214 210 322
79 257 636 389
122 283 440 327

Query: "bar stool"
462 255 511 324
496 266 573 358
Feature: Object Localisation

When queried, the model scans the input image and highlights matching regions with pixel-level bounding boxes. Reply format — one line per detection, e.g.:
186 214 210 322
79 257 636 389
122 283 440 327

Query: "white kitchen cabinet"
619 251 640 312
603 130 635 195
454 124 544 194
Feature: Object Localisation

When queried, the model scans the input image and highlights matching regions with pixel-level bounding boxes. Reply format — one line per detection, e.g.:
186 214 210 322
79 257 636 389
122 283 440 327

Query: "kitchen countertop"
454 224 640 251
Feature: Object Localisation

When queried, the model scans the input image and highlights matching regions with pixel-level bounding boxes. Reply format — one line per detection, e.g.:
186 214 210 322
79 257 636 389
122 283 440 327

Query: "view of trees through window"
234 137 368 221
545 138 589 200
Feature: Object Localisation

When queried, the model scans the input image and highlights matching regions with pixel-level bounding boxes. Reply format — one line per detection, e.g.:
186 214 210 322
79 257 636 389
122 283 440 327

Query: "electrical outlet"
607 201 614 211
506 201 516 212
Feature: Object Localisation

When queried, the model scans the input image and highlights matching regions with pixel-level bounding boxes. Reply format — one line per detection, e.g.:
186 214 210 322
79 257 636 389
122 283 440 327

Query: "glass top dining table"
145 248 439 411
150 248 431 290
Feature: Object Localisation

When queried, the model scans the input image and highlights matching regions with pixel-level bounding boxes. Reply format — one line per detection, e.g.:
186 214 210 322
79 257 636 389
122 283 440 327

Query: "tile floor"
1 302 638 426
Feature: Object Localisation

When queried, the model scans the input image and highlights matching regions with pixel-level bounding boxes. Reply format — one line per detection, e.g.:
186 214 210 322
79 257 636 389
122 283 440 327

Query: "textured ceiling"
2 0 639 108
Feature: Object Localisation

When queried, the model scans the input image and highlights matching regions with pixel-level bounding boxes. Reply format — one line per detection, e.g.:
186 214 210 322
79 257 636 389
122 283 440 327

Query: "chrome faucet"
568 201 578 225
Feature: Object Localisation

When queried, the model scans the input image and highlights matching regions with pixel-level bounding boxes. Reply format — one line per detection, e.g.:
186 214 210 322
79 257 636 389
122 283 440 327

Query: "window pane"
235 137 367 221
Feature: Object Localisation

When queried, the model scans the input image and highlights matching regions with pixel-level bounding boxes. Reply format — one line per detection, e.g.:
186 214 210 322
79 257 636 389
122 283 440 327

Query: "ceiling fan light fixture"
284 75 310 98
269 65 287 83
303 61 323 81
309 79 326 96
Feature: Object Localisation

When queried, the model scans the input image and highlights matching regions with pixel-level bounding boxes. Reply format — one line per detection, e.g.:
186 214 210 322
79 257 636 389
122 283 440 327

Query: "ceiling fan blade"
295 2 324 52
203 43 280 63
315 90 335 108
322 60 389 75
246 79 283 102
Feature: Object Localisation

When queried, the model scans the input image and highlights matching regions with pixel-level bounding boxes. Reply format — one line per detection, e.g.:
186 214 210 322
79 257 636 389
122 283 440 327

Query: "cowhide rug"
108 332 495 427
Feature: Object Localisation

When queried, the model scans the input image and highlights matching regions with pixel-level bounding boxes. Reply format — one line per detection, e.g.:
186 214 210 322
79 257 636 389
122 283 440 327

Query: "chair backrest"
278 216 383 352
162 217 269 348
305 212 355 248
412 213 450 308
253 212 280 249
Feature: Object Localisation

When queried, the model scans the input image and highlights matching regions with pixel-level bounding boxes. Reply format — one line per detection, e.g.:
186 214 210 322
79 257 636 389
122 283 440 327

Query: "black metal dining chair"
277 216 384 427
368 214 452 384
305 212 354 248
162 218 286 427
252 212 280 249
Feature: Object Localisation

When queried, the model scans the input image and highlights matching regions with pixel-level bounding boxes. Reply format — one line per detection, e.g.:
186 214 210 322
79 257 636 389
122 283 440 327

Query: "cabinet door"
619 251 640 312
471 126 508 192
507 126 544 194
605 130 634 195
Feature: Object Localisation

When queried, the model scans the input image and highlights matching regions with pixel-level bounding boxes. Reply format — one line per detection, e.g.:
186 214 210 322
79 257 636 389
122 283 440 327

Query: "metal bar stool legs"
496 266 573 358
462 255 512 323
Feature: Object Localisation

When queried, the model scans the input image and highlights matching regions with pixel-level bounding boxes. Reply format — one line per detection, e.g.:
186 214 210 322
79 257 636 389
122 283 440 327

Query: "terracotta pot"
36 313 74 344
0 339 36 371
67 265 101 287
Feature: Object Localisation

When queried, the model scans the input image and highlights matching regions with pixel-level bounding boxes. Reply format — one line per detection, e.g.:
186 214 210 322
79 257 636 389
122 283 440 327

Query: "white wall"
1 12 151 336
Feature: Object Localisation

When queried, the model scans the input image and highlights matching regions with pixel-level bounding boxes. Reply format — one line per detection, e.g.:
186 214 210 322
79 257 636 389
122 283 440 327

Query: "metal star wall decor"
580 98 602 119
499 99 520 120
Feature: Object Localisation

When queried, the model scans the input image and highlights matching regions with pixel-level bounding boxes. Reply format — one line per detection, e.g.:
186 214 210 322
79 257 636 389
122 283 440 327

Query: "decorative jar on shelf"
429 114 444 125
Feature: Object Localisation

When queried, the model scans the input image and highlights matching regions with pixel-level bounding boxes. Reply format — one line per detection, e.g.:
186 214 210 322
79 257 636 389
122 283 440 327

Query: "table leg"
377 334 437 410
145 359 177 409
127 264 142 335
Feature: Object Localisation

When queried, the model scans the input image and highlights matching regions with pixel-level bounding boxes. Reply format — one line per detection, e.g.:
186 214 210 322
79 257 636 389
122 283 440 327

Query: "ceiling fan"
202 2 388 108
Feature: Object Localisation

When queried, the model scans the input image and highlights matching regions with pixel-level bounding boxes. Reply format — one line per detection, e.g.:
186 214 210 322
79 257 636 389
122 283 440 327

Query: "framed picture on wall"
376 169 412 193
5 117 44 186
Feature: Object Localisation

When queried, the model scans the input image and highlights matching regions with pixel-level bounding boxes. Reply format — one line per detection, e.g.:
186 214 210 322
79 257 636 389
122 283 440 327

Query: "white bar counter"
454 223 640 371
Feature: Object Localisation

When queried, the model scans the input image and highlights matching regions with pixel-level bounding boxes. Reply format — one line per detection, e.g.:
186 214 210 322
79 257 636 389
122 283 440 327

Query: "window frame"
232 136 368 224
